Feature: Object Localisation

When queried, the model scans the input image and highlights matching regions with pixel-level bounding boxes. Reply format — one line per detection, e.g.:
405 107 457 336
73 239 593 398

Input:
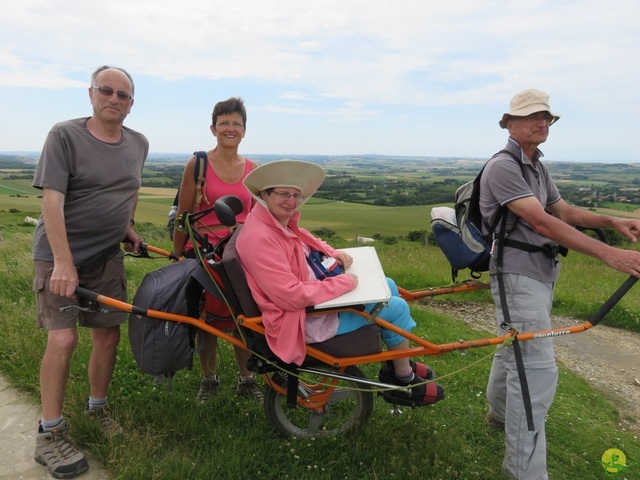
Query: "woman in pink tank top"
172 97 262 404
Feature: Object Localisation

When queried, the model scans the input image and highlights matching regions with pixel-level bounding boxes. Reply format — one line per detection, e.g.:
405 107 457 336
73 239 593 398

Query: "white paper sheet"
314 246 391 309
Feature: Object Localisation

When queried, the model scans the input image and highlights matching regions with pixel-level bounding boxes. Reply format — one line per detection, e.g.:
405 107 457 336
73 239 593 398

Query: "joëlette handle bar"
588 275 637 327
422 274 638 355
74 285 247 353
140 243 182 261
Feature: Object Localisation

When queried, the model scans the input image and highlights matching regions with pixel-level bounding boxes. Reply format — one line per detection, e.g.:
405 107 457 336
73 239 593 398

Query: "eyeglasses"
216 121 245 129
521 112 557 125
92 86 132 101
271 190 304 202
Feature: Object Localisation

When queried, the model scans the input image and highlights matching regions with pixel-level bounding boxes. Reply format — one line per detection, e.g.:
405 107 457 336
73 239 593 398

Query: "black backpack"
168 151 208 240
128 258 217 379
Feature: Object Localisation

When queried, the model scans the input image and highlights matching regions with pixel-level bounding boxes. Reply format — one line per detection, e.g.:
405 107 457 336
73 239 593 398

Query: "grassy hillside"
2 184 640 331
0 209 638 479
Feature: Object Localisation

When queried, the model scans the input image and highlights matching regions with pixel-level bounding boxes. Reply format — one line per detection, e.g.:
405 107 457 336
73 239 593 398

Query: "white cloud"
1 0 638 159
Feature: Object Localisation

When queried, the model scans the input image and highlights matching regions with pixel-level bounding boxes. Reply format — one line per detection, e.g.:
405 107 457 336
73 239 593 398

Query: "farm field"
300 199 434 238
5 179 640 238
3 154 640 236
0 178 439 237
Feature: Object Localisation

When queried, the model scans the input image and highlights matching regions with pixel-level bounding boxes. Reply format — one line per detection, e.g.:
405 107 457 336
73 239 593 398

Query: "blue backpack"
431 150 524 281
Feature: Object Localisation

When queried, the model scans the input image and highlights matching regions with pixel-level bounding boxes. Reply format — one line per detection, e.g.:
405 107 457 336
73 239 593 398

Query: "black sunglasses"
92 86 132 101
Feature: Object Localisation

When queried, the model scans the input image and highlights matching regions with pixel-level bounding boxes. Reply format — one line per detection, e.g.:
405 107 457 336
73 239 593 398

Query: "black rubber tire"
263 365 374 438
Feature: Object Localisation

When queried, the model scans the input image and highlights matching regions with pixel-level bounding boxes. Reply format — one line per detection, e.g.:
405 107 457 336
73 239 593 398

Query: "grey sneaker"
85 402 123 438
196 376 220 404
236 375 264 402
34 420 89 479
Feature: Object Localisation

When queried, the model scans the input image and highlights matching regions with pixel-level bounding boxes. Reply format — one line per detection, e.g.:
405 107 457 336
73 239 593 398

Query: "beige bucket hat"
499 89 560 129
243 160 326 207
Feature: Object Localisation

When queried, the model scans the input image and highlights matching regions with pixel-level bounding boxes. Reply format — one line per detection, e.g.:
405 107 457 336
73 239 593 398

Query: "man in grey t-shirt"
31 66 148 479
480 89 640 480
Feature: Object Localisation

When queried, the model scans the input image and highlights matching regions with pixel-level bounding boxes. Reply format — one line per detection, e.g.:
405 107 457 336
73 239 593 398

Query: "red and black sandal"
378 360 437 383
377 364 445 407
409 379 445 406
409 359 436 381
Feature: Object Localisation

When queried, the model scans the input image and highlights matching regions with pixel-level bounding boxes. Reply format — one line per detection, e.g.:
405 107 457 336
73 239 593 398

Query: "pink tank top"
185 159 254 250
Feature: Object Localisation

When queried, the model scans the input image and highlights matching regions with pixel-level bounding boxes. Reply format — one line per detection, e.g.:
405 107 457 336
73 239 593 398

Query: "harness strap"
504 238 568 261
496 212 535 432
487 150 568 262
286 366 299 408
193 151 209 208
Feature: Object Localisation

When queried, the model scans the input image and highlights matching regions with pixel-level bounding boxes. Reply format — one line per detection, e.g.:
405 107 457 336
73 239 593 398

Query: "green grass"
601 202 639 213
300 200 445 239
1 207 639 479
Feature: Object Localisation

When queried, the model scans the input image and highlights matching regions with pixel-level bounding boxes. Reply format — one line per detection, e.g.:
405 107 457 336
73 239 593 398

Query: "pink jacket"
236 203 356 365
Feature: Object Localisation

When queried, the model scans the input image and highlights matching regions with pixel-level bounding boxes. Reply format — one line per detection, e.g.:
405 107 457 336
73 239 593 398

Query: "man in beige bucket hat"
479 89 640 479
498 88 560 129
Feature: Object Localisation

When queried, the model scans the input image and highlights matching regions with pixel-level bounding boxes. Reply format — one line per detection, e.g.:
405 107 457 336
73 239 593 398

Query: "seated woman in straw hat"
235 160 445 405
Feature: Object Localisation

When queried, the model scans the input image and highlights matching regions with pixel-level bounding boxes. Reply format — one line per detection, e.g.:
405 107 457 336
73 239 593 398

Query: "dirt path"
417 299 640 431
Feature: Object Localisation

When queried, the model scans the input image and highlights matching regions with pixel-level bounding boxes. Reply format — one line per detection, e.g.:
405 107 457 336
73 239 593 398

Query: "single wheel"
264 365 374 438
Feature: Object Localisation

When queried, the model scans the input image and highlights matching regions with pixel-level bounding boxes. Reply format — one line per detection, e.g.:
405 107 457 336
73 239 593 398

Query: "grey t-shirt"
479 139 561 283
32 117 149 265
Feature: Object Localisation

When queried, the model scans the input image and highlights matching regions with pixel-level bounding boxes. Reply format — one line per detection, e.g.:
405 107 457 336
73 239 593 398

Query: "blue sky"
1 1 639 162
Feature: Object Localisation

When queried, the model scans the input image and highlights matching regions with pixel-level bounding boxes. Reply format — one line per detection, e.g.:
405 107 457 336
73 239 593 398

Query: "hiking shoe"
236 375 264 402
84 402 123 438
486 412 505 431
196 376 220 404
34 420 89 479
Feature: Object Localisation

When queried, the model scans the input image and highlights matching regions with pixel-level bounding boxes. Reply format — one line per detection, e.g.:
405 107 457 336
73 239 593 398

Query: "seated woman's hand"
333 251 353 269
346 272 359 288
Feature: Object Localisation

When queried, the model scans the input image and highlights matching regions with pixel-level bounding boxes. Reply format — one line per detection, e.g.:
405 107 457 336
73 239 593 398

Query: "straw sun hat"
499 89 560 129
243 160 326 207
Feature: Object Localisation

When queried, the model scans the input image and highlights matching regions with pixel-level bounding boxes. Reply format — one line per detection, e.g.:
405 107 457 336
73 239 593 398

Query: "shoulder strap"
193 151 209 208
482 149 526 235
493 149 525 175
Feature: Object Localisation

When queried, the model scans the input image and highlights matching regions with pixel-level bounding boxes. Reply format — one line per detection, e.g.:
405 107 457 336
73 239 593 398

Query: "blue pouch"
306 251 343 280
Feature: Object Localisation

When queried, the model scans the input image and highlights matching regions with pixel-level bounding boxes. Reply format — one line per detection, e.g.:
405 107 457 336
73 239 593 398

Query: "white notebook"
314 246 391 309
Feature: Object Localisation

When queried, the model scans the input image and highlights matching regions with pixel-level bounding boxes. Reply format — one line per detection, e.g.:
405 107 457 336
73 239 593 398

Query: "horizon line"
0 151 638 165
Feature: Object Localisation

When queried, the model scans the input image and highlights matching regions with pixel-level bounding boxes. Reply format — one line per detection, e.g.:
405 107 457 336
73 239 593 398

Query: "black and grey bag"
128 259 216 379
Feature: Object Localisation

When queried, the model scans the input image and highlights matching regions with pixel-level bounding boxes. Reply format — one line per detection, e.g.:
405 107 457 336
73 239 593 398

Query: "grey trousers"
486 273 558 480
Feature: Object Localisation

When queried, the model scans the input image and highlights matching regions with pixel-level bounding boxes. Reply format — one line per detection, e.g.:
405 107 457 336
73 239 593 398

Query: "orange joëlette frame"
74 273 636 373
